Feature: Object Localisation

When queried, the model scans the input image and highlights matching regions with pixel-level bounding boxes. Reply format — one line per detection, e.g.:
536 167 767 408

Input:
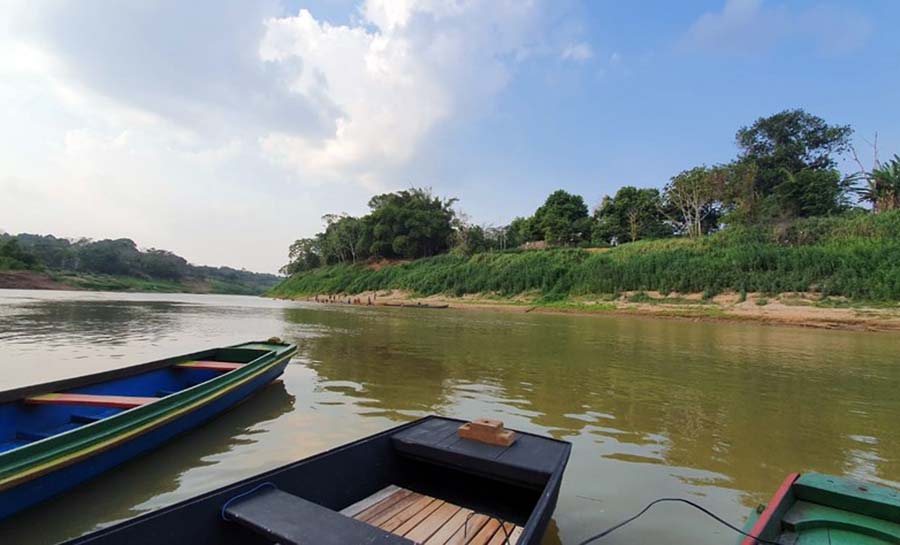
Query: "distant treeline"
281 108 900 276
0 233 279 293
270 211 900 302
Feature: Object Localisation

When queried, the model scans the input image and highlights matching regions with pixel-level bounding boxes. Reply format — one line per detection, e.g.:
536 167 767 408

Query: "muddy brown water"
0 289 898 544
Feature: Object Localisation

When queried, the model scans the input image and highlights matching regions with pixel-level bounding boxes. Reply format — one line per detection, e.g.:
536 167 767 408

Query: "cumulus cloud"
0 0 569 270
257 0 545 183
560 42 594 62
684 0 872 55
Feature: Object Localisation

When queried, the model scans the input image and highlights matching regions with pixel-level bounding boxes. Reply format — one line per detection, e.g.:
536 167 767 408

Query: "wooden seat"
224 487 412 545
174 361 243 372
24 393 159 409
341 485 523 545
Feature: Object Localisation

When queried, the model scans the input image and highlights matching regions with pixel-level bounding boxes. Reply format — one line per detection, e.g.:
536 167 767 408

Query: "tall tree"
531 190 591 245
321 214 369 264
281 238 322 274
734 109 853 220
662 166 726 238
366 188 457 259
593 187 671 244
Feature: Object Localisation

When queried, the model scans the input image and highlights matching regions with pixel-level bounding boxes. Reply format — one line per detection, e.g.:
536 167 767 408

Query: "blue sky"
1 0 898 272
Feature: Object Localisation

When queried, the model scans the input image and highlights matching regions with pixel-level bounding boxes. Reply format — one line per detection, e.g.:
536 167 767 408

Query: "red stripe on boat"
175 361 243 371
24 393 159 409
741 472 800 545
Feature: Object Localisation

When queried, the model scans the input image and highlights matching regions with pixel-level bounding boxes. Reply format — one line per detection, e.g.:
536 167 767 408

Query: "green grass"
49 273 272 295
270 211 900 303
53 273 188 292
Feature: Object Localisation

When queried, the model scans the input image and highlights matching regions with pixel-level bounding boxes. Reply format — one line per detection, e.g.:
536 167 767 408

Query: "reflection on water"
1 290 899 544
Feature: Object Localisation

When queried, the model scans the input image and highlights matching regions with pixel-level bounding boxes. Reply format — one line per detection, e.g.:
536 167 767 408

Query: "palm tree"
857 154 900 213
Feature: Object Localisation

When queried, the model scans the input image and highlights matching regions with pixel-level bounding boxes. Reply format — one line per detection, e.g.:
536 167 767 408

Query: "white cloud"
560 42 593 62
684 0 872 55
0 0 565 271
257 1 545 183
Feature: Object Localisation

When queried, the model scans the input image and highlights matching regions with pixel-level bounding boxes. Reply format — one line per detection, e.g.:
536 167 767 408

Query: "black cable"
576 497 781 545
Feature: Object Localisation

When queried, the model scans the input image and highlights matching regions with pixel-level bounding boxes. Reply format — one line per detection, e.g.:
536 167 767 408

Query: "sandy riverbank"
289 290 900 332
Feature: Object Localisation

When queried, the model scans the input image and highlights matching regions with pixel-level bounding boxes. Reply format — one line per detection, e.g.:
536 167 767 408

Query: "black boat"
65 416 570 545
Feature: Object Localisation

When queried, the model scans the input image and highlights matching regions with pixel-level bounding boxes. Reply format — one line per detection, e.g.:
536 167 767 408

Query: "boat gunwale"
741 473 900 545
740 472 799 545
62 415 571 545
0 345 237 404
0 342 297 488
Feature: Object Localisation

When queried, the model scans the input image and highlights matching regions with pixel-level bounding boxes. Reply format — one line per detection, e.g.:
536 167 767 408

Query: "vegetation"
275 108 899 305
282 188 459 274
0 233 279 294
593 186 671 244
0 236 41 271
271 211 900 302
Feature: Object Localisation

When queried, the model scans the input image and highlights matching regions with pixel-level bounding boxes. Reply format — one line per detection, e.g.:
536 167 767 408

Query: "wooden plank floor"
340 485 523 545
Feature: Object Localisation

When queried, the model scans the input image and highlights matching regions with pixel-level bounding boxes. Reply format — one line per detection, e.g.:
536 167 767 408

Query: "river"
0 289 898 544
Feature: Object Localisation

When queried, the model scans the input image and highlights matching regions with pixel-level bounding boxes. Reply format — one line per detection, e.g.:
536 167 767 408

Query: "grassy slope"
270 211 900 302
38 272 273 295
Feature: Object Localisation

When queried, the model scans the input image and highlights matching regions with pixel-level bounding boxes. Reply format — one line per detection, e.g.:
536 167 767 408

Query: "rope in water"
576 497 781 545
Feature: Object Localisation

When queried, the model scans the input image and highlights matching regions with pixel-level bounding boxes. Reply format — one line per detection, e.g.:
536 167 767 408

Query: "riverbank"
0 270 272 295
281 289 900 332
269 213 900 330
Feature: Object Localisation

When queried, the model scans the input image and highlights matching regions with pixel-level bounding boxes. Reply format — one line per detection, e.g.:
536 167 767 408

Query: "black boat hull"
66 416 569 545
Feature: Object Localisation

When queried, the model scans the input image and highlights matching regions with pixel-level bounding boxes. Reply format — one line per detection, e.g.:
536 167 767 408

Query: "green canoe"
741 473 900 544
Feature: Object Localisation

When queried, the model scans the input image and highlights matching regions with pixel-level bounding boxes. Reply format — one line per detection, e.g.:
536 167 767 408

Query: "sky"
1 0 898 273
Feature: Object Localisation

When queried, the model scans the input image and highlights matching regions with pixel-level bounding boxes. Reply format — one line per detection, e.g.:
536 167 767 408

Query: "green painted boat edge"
740 473 900 545
784 500 900 542
0 341 296 489
794 473 900 523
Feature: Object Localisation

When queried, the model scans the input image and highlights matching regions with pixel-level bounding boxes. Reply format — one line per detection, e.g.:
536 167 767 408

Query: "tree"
139 249 189 280
851 137 900 213
734 109 853 220
593 187 671 244
321 214 369 264
505 216 534 247
76 238 142 276
281 238 322 274
859 155 900 213
531 190 591 245
366 188 457 259
662 166 726 238
0 238 40 270
451 223 488 256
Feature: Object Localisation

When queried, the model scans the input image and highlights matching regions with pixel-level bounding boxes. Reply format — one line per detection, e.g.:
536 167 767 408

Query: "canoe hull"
64 416 570 545
0 342 295 520
0 357 288 520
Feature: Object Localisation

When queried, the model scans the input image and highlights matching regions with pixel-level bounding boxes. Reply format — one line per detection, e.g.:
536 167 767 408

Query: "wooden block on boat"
458 419 516 447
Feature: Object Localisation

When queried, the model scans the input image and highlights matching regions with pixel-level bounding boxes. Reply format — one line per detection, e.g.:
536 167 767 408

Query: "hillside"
0 234 279 295
270 211 900 304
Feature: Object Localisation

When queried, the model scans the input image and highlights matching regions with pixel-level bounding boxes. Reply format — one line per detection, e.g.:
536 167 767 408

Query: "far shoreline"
275 290 900 333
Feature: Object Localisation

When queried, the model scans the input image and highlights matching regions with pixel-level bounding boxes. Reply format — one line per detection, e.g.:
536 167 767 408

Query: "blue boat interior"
0 346 273 454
